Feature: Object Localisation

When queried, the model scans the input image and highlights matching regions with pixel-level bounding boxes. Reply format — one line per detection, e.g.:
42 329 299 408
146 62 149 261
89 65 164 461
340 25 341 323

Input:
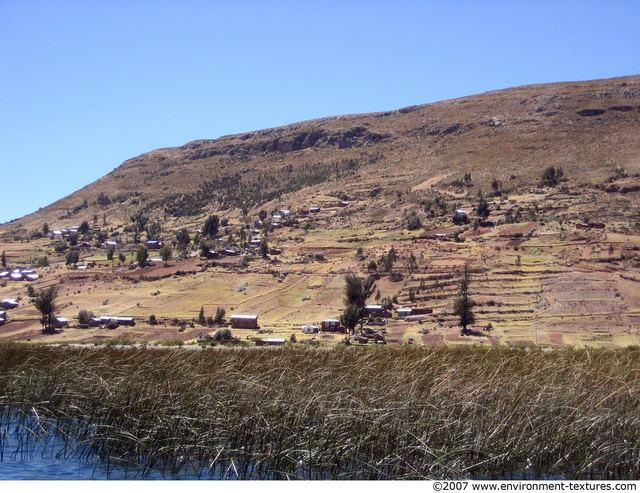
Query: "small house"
576 223 589 230
301 325 319 334
54 317 69 328
230 314 259 329
255 338 286 347
145 240 165 250
396 308 412 318
98 316 135 327
309 207 321 213
411 307 433 315
1 299 18 309
321 319 341 332
196 332 213 343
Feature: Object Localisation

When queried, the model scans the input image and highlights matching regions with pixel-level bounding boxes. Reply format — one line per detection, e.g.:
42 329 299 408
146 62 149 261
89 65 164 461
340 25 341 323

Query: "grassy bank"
1 344 640 479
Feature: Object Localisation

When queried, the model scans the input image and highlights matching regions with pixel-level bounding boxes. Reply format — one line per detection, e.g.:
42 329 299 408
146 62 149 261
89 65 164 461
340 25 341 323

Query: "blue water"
0 418 215 480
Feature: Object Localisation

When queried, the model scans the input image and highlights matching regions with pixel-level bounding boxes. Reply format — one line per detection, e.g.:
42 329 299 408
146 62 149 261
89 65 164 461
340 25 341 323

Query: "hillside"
1 75 639 347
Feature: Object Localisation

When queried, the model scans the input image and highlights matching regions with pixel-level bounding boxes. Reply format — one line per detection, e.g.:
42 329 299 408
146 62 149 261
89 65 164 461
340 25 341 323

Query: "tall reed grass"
1 344 640 479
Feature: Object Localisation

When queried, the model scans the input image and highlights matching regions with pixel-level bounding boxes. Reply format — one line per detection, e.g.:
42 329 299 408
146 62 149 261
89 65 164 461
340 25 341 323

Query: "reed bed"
1 344 640 479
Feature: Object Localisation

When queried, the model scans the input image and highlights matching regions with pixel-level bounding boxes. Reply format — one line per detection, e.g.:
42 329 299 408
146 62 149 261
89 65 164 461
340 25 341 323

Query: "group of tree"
341 261 476 337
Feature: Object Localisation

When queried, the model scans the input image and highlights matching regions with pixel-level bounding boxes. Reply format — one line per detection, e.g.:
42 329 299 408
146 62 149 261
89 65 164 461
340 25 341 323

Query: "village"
1 163 639 350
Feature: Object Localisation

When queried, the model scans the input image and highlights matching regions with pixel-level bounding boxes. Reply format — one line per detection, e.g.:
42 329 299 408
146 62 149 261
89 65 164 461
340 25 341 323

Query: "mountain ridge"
3 74 639 234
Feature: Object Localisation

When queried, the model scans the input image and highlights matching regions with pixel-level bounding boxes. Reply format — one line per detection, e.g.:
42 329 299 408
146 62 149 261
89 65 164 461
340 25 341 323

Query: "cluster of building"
0 269 39 281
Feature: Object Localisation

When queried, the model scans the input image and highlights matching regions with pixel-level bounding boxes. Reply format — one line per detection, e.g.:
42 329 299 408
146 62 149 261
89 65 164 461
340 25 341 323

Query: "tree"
259 209 268 221
476 192 491 223
214 328 232 341
33 286 59 333
159 245 173 266
541 166 564 186
453 264 476 334
145 221 163 241
340 303 361 336
342 274 376 335
1 250 5 268
202 215 220 239
118 252 126 265
78 309 94 325
176 228 191 248
213 306 226 325
65 248 80 266
130 211 149 243
136 245 149 267
379 247 397 272
199 240 209 258
78 220 90 235
107 246 116 265
407 212 422 231
259 236 269 258
198 307 206 325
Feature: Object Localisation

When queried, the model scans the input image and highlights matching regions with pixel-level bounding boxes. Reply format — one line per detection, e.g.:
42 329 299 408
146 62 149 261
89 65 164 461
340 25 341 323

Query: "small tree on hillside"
202 215 220 239
259 236 269 259
130 211 149 243
106 246 116 265
33 286 59 333
342 274 376 335
136 245 149 267
476 192 490 223
159 245 173 266
176 228 191 249
541 166 564 186
213 306 226 325
453 264 476 334
145 221 163 242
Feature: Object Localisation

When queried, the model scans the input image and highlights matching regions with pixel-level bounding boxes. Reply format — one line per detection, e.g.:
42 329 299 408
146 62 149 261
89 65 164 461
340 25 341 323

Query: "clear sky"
1 0 638 225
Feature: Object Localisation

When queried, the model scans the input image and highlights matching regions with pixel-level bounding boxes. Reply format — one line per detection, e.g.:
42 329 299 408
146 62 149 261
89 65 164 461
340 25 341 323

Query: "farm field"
1 175 639 349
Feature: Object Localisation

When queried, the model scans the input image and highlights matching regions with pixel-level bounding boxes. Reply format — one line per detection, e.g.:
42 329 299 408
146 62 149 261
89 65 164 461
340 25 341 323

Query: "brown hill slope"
1 75 640 349
3 75 639 233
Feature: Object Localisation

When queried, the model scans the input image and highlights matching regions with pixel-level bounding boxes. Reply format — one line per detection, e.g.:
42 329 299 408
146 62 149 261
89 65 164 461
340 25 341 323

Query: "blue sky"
1 0 638 225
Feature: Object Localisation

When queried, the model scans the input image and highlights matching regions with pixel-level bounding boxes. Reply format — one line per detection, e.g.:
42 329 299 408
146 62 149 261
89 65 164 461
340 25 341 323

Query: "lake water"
0 417 219 480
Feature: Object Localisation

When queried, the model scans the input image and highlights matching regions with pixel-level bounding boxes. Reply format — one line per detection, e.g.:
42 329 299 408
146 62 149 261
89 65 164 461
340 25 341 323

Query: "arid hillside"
0 75 639 348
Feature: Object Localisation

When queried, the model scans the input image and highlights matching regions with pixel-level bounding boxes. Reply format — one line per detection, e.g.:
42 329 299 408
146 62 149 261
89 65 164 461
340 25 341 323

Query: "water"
0 415 214 480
